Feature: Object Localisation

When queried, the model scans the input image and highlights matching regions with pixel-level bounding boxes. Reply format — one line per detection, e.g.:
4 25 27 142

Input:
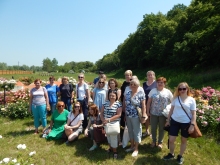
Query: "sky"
0 0 192 67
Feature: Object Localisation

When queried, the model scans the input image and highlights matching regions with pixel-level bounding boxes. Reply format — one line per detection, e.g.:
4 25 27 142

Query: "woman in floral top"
124 78 147 157
146 77 173 149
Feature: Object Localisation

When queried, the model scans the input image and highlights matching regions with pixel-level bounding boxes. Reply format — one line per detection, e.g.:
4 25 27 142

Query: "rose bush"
192 86 220 136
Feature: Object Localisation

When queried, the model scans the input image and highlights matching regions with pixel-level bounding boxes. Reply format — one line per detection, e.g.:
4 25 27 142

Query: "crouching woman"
101 90 122 159
64 102 84 144
84 104 104 151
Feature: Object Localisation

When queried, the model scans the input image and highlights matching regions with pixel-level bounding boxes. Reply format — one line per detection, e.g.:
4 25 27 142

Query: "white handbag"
104 122 120 135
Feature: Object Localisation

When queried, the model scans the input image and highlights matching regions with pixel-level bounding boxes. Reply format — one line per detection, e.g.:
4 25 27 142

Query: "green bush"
0 100 31 119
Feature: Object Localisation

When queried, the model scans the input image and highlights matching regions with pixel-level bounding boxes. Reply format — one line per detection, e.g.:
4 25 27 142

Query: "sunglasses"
74 106 80 108
178 88 187 91
58 105 64 108
78 76 84 78
157 82 164 84
99 82 104 84
130 83 136 86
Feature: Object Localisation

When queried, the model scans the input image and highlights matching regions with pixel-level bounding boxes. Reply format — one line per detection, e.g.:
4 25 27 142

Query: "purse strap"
68 113 80 126
178 96 191 120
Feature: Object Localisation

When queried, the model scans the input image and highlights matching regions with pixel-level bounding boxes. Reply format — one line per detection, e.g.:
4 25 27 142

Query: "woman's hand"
147 111 150 117
84 128 88 136
92 124 97 128
46 106 50 111
165 121 170 127
188 125 195 134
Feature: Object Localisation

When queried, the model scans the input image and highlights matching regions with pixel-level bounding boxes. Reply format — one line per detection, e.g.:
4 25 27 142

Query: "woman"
107 78 121 101
95 74 108 90
163 82 196 164
64 102 84 144
121 70 132 102
75 73 90 129
59 76 74 111
46 101 69 140
93 78 107 111
84 104 103 151
100 91 122 159
146 77 173 148
45 76 60 114
29 79 50 134
124 78 147 157
142 71 157 137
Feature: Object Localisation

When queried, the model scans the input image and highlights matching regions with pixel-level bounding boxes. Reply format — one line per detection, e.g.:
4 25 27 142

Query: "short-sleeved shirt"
31 87 47 106
103 100 122 123
171 96 196 123
148 88 173 116
59 83 73 98
124 90 145 118
143 81 157 101
68 113 84 126
124 86 145 96
76 83 89 101
45 84 60 104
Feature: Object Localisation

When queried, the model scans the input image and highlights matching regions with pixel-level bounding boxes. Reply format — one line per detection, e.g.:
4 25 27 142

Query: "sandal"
113 152 118 159
150 142 156 148
158 144 163 149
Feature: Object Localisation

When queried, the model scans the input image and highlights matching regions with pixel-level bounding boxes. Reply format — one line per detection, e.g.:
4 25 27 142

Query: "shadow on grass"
133 155 177 165
5 129 34 137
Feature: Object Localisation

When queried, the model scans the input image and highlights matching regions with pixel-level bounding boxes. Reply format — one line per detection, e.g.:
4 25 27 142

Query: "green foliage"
0 100 31 119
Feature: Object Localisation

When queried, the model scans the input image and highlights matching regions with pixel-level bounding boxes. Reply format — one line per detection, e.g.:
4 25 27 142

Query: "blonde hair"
146 70 156 80
130 77 140 87
173 82 191 99
124 70 132 76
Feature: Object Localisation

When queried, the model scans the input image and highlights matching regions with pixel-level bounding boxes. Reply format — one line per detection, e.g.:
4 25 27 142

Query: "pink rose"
202 121 208 126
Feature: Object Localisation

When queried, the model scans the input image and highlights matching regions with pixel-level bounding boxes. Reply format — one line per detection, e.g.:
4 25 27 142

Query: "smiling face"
178 84 188 95
98 78 105 88
108 92 117 101
34 81 41 88
146 71 155 81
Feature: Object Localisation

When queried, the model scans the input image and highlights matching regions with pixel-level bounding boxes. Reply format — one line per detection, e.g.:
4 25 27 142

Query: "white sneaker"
132 151 138 157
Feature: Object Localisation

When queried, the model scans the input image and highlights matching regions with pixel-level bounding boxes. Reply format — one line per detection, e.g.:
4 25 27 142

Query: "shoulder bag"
178 96 202 138
93 115 107 143
64 113 80 137
131 96 147 123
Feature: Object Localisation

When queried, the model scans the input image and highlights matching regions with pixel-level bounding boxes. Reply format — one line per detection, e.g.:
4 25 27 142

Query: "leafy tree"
42 58 53 72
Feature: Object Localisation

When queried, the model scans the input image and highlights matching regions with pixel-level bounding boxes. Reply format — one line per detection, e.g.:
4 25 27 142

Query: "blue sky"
0 0 192 67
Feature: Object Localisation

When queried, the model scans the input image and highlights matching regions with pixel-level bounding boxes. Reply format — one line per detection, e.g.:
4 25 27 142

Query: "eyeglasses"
157 82 164 84
78 76 84 79
58 105 64 108
99 82 104 84
178 88 187 91
74 106 80 108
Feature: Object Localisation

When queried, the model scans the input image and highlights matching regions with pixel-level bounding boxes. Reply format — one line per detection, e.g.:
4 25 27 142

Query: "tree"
42 58 53 72
51 58 58 71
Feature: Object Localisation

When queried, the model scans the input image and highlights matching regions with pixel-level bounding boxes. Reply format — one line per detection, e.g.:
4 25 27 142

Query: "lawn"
0 116 219 165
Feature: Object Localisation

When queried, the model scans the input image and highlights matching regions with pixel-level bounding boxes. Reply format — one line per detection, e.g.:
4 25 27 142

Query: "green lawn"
0 116 219 165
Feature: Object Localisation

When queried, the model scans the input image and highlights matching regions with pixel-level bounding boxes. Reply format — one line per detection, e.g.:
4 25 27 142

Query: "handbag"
162 104 171 118
122 125 130 148
131 98 147 123
93 127 107 143
104 122 120 135
178 97 202 138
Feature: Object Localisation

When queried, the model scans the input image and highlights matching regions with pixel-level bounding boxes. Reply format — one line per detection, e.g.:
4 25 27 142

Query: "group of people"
28 70 197 164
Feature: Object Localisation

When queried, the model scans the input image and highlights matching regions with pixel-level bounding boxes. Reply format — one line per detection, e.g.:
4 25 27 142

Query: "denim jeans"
61 97 72 112
77 98 88 129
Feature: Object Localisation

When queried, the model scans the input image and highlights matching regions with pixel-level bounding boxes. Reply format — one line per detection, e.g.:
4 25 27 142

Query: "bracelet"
191 124 195 126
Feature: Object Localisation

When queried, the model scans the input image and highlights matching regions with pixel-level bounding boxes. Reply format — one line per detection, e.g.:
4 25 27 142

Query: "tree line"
96 0 220 72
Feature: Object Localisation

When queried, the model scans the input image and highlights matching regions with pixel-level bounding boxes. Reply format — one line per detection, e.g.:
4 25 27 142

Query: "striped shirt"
103 100 122 123
31 87 46 106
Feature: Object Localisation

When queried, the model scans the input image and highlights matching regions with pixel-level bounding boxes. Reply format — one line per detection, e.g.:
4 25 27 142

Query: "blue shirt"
45 84 60 104
93 77 99 84
143 81 157 101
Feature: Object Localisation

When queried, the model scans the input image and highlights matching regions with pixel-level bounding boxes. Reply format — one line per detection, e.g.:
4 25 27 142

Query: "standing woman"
142 71 157 137
93 78 107 111
29 79 50 134
124 78 147 157
163 82 196 164
45 76 60 114
59 76 74 112
64 102 84 144
121 70 132 102
146 77 173 148
46 101 69 140
100 91 122 159
76 73 90 129
107 78 121 101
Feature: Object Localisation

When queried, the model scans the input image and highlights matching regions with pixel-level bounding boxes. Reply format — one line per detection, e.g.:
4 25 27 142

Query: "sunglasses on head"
78 76 84 78
178 88 187 91
58 105 64 108
99 82 104 84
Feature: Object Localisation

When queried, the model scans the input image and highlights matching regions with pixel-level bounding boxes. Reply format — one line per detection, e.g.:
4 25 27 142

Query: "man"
93 71 104 85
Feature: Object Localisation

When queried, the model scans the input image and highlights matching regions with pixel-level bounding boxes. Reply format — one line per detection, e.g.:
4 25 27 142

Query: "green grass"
0 116 220 165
